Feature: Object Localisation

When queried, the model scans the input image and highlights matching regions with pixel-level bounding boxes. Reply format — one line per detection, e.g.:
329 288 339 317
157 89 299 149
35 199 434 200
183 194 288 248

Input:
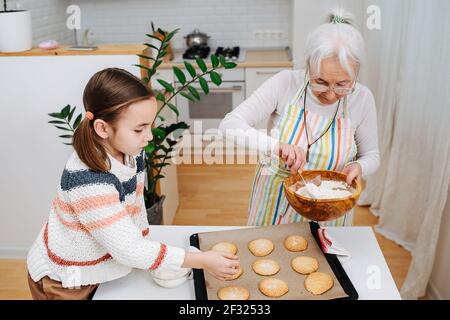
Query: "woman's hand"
342 162 362 185
273 142 307 174
183 251 240 281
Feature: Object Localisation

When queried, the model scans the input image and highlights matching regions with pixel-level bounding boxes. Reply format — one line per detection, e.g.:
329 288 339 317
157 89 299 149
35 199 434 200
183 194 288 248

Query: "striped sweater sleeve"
66 181 185 271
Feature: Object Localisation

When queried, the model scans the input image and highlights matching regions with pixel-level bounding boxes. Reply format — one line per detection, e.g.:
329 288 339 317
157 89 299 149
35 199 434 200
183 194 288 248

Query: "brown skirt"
27 272 98 300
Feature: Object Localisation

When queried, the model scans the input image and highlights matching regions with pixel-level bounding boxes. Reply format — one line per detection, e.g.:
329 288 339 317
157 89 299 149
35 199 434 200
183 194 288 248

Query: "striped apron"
247 80 357 227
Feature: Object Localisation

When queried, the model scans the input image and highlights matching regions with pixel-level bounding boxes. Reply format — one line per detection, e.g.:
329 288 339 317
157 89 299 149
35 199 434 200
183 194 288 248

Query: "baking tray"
189 221 358 300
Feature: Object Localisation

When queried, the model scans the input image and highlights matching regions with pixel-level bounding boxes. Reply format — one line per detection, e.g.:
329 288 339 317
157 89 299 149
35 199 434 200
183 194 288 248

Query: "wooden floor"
0 163 412 300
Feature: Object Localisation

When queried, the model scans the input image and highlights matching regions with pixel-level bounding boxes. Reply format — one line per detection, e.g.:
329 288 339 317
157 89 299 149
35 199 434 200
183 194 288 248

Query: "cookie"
226 265 244 281
212 242 238 255
252 259 280 276
248 239 274 257
284 235 308 252
217 286 250 300
258 278 289 298
304 272 334 295
291 256 319 275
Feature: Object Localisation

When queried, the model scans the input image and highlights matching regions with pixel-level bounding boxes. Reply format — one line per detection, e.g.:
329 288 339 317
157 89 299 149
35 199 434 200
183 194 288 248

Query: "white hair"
304 7 365 79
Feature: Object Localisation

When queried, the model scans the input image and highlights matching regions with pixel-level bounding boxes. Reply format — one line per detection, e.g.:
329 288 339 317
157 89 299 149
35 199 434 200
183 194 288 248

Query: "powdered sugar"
295 180 353 199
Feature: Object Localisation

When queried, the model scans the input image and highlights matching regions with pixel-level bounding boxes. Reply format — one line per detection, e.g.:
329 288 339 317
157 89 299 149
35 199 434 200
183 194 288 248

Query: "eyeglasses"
307 64 359 96
309 82 356 95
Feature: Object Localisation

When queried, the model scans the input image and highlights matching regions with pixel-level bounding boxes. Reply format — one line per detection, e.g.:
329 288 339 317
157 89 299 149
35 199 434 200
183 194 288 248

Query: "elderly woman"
219 9 380 227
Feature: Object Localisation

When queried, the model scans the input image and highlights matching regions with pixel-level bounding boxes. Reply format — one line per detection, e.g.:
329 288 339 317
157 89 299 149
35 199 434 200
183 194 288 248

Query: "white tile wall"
65 0 292 48
8 0 72 45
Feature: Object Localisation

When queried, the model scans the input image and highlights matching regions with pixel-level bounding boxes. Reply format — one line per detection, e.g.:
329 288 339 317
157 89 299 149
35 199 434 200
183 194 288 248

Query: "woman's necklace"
303 83 341 163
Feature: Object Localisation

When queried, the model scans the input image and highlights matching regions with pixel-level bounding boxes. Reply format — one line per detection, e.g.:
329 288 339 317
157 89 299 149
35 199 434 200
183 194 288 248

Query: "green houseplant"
48 27 237 224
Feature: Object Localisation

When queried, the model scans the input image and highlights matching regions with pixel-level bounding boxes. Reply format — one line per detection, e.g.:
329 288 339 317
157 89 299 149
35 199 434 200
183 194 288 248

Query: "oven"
175 68 245 133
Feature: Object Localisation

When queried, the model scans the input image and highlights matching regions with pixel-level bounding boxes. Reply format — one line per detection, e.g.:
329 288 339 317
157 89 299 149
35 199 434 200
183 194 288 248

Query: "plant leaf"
188 86 200 100
156 92 166 102
61 105 71 118
158 50 167 59
157 115 166 121
48 112 64 119
210 71 222 86
219 55 228 68
153 60 163 69
143 43 159 51
152 127 166 139
145 143 155 154
137 54 155 61
48 120 66 124
167 102 179 116
196 58 207 73
173 66 186 84
199 77 209 94
145 34 163 42
55 126 72 131
225 62 237 69
210 54 219 68
133 64 152 72
156 79 175 93
165 29 179 42
59 135 73 139
73 114 82 129
180 91 195 102
68 106 76 122
184 61 197 78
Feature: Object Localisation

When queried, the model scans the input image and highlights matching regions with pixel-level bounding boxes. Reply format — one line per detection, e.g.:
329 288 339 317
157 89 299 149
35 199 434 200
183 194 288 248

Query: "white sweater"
219 69 380 177
27 150 185 288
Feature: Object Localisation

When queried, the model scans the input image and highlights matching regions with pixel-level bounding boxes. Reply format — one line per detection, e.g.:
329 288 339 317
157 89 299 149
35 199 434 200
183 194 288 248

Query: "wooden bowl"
283 170 362 222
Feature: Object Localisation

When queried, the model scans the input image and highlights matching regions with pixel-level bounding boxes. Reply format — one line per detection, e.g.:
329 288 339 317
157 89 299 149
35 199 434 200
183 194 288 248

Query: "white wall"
68 0 291 49
428 186 450 299
8 0 72 45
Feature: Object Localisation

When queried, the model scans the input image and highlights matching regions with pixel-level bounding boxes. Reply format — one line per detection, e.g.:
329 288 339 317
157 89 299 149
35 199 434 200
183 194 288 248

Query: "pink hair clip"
85 111 94 121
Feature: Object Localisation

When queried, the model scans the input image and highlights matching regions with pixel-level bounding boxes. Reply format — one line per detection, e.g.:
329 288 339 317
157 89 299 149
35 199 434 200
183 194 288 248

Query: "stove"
215 46 240 62
182 45 210 60
178 46 245 63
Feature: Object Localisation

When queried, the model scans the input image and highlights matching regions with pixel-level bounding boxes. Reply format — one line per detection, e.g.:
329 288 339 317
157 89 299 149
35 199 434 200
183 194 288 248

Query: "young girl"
27 68 240 300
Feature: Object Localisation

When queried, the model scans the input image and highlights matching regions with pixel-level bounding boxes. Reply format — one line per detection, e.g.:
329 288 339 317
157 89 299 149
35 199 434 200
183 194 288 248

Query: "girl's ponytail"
72 115 109 172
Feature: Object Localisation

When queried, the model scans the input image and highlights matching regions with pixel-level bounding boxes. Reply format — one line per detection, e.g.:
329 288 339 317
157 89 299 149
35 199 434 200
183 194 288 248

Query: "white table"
93 225 401 300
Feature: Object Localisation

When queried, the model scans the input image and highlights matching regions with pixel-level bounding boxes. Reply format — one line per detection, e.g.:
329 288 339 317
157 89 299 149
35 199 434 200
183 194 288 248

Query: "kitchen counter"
0 44 292 68
161 48 293 69
0 44 147 56
93 225 401 300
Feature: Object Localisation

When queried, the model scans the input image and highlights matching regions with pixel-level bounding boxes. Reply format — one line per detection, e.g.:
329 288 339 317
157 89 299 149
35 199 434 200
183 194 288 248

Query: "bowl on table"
283 170 362 222
150 267 192 288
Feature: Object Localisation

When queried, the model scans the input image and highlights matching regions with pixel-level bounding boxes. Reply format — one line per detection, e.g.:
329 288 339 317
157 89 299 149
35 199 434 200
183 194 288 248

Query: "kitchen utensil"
283 170 362 221
184 28 210 48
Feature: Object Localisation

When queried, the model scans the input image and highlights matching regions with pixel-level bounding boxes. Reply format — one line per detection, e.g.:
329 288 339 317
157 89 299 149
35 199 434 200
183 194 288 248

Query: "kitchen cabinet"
245 67 287 98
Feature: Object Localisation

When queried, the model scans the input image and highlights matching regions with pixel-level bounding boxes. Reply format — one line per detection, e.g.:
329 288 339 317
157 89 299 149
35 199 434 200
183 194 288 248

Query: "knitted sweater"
27 150 185 288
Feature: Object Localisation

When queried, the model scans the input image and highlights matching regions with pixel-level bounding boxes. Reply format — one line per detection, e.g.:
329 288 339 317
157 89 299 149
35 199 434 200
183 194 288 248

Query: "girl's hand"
183 251 240 281
273 142 307 174
342 162 362 185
